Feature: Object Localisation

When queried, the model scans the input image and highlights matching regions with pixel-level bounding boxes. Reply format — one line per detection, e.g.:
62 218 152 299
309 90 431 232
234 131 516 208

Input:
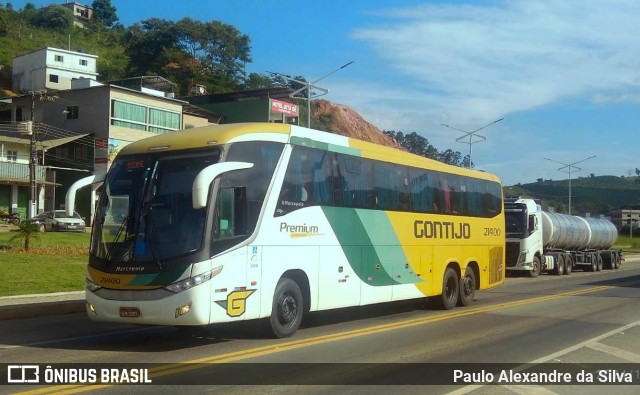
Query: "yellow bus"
67 123 504 338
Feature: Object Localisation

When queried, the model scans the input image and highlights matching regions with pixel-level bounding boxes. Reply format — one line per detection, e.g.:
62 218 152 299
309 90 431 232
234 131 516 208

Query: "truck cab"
505 197 544 277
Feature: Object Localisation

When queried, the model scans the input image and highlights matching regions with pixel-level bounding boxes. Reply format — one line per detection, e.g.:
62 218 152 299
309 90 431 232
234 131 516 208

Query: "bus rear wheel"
437 267 459 310
269 278 303 338
458 266 476 307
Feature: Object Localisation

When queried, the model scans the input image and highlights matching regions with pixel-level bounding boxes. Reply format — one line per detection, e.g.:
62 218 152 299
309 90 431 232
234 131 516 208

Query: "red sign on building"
270 99 298 116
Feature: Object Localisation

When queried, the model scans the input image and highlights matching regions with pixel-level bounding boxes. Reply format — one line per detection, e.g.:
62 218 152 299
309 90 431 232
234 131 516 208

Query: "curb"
0 300 85 320
0 291 85 320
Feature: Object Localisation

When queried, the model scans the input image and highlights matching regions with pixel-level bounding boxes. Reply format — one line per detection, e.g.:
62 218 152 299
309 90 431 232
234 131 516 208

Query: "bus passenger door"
317 246 361 310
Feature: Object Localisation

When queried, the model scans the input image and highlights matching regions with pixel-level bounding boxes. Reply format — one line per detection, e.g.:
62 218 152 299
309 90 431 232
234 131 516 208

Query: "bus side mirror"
192 162 254 209
65 173 106 216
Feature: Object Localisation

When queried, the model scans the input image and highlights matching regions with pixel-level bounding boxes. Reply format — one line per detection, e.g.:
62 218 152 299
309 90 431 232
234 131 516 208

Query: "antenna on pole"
440 117 503 168
544 156 596 215
268 61 354 128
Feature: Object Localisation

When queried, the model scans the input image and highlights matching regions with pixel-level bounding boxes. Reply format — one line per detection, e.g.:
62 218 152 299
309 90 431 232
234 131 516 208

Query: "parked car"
24 210 86 232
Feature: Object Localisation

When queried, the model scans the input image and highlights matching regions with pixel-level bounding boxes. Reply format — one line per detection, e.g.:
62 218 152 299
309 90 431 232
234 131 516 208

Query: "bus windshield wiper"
142 205 164 269
105 215 130 264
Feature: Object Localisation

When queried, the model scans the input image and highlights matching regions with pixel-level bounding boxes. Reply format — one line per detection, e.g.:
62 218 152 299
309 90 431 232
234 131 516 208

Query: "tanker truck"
505 197 623 277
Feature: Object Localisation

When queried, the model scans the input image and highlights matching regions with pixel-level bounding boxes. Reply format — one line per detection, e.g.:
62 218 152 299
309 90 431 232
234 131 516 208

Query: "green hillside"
505 175 640 214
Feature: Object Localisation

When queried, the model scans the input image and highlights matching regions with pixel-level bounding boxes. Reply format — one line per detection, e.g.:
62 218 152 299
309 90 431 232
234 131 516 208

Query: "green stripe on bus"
290 137 361 157
327 144 361 157
290 137 328 150
128 265 189 286
356 210 423 285
322 207 396 286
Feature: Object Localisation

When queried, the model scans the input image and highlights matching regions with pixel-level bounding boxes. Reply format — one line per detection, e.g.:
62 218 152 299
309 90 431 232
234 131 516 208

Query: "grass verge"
0 230 90 297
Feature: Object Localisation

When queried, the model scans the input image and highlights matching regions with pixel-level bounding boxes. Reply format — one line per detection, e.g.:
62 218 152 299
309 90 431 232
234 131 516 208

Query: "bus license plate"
119 307 140 318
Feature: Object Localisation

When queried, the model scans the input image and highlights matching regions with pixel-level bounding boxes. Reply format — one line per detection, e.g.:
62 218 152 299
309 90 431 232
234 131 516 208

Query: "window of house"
65 106 79 119
79 59 88 66
55 147 70 158
148 108 181 134
73 146 88 160
55 55 64 62
110 100 182 133
111 100 147 131
7 150 18 162
49 74 59 83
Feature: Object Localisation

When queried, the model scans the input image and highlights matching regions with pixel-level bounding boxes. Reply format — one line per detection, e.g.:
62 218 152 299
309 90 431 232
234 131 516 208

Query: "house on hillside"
610 209 640 231
12 47 99 93
1 73 214 221
60 2 94 28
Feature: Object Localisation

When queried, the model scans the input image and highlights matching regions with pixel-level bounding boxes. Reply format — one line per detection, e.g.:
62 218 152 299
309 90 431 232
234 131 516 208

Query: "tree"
0 6 7 36
92 0 118 28
9 222 40 251
437 149 463 166
124 18 253 95
200 20 252 81
31 5 73 32
635 168 640 176
383 131 438 159
244 72 275 89
124 19 180 76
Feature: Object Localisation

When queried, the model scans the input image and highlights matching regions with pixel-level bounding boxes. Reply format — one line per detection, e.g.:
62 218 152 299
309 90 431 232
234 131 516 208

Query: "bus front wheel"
438 267 459 310
269 278 303 338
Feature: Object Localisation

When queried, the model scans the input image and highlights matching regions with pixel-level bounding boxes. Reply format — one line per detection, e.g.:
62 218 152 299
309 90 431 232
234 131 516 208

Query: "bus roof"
117 122 501 183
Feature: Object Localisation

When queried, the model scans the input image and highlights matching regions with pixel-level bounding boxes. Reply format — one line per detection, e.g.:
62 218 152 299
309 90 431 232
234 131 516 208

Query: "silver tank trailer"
541 212 618 250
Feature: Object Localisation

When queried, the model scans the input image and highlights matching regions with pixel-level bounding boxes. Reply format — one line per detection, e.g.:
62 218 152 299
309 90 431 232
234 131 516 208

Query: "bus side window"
215 187 247 240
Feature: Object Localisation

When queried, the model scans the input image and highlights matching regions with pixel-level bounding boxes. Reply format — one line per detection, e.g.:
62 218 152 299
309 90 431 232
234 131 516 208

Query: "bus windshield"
91 151 220 265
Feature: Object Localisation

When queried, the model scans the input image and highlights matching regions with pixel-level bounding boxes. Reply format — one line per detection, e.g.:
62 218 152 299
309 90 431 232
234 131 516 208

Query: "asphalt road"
2 256 640 394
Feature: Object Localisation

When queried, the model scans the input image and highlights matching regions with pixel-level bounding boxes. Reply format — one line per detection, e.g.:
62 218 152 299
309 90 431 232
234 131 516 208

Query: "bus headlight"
164 266 222 293
86 277 102 292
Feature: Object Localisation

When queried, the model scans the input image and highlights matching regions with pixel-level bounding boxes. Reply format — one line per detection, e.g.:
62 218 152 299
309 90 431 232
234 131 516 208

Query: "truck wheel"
553 255 565 276
613 253 620 269
458 266 476 307
528 256 541 278
437 267 459 310
588 256 597 272
564 256 572 275
269 278 303 338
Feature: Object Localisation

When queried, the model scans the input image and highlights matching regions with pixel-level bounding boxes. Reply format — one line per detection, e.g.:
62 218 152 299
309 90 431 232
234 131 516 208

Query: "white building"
12 47 99 93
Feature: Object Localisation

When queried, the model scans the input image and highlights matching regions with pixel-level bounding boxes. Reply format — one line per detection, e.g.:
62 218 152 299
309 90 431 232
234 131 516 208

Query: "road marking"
502 385 558 395
586 341 640 363
0 326 162 350
447 319 640 395
12 278 640 394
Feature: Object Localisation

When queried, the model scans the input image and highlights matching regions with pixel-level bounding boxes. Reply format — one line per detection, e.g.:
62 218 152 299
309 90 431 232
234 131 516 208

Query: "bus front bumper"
85 285 211 326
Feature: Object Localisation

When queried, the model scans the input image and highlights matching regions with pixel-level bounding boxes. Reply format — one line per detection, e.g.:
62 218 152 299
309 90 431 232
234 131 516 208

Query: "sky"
11 0 640 185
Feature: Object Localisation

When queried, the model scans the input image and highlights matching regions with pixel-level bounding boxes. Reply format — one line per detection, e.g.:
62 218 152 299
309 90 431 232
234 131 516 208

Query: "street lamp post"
440 118 504 168
544 156 596 215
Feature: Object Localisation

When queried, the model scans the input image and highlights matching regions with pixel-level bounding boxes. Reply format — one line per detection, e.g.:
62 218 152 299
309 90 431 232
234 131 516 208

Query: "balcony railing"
0 162 47 183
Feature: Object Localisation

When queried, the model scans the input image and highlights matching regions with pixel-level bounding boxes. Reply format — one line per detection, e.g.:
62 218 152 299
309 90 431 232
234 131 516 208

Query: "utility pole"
28 93 37 219
28 91 58 218
544 156 596 215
